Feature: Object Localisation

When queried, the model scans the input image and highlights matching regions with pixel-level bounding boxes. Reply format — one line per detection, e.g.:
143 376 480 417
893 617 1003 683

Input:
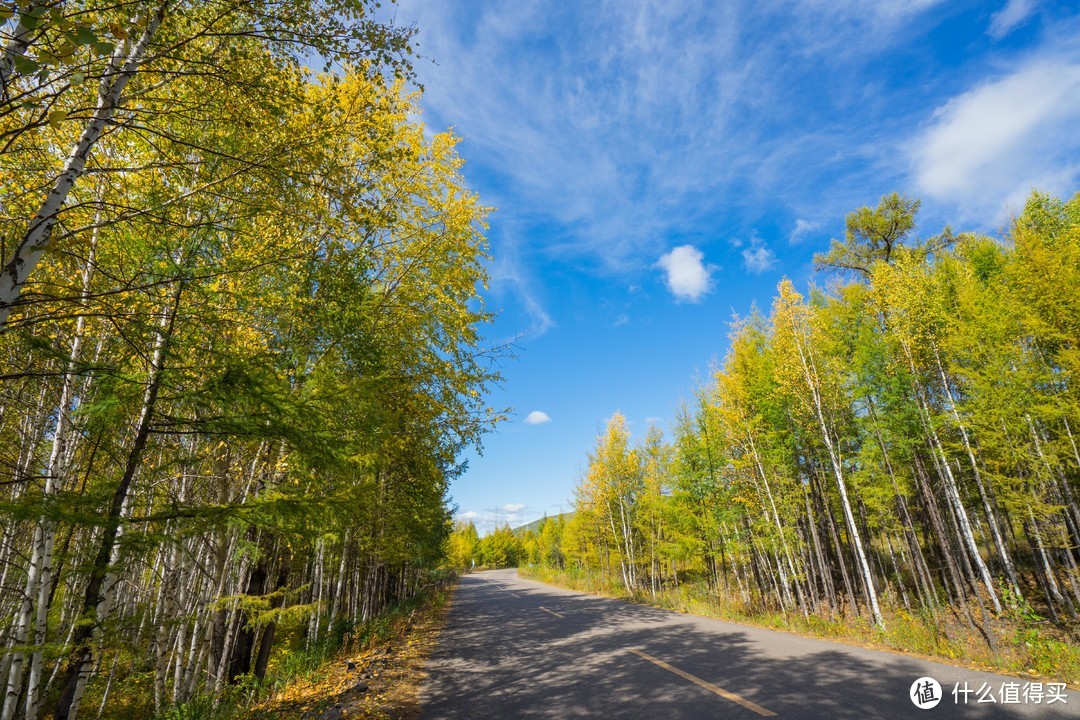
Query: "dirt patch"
247 584 457 720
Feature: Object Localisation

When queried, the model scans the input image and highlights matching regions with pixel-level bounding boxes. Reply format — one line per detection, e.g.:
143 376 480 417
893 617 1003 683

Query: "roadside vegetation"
241 579 455 720
459 191 1080 684
0 3 499 719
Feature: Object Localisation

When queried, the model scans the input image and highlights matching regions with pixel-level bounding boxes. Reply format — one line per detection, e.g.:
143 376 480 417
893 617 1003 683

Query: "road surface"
421 569 1078 719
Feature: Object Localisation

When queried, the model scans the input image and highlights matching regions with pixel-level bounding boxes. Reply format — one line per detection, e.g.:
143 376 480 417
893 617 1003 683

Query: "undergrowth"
151 580 454 720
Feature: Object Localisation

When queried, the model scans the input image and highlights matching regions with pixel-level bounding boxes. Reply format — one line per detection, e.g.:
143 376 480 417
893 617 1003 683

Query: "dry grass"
242 584 456 720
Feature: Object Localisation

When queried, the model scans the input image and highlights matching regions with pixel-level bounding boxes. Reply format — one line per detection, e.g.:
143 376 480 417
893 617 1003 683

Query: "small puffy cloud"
741 237 777 274
524 410 552 425
614 313 630 327
909 59 1080 217
502 502 526 512
658 245 712 302
988 0 1038 39
789 219 819 244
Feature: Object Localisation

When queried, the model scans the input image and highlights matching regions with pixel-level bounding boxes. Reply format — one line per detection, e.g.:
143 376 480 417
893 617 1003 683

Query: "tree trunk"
933 345 1020 599
54 282 181 720
0 1 168 326
788 314 884 626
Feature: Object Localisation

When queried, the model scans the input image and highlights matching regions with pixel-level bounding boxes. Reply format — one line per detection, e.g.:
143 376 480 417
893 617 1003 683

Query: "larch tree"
0 39 502 719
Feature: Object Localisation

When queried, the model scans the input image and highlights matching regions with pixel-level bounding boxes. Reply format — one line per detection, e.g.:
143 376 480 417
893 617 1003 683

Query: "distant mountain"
513 512 574 536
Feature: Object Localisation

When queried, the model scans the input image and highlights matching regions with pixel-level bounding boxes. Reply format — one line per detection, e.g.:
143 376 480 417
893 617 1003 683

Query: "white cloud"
988 0 1038 39
789 218 819 244
392 0 1047 285
658 245 712 302
909 59 1080 218
502 502 526 512
614 313 630 327
522 294 556 338
524 410 552 425
390 0 939 274
489 233 556 339
741 237 777 274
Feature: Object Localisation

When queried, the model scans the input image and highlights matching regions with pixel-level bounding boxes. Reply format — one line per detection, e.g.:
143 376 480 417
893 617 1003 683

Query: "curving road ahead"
421 569 1078 719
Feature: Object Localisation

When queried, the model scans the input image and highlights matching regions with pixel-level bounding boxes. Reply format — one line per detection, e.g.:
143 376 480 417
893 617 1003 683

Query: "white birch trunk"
23 229 98 720
618 498 637 590
920 391 1002 613
747 430 807 617
933 346 1020 598
1028 505 1067 608
0 384 51 704
0 0 46 90
2 547 38 720
325 532 349 638
307 539 325 649
64 493 131 720
788 311 885 627
153 546 176 714
0 1 168 326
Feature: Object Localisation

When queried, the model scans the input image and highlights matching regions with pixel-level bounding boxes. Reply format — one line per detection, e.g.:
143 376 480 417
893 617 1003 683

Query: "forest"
456 191 1080 678
5 0 1080 716
1 2 500 718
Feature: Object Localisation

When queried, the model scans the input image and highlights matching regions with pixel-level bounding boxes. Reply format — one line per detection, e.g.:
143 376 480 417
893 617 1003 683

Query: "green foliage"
554 189 1080 681
477 525 523 569
813 193 921 276
0 6 503 717
445 520 480 569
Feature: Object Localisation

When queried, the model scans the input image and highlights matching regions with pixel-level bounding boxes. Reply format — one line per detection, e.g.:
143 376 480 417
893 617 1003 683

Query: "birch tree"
0 0 417 327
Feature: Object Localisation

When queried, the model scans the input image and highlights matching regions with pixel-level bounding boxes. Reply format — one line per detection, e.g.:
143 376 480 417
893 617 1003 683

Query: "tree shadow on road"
421 572 1074 719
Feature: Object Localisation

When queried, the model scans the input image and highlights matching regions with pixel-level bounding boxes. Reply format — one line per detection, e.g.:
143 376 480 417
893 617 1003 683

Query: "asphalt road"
420 569 1079 719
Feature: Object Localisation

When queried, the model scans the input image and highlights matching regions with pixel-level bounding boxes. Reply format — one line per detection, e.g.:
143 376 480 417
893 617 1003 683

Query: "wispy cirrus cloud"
392 0 955 277
789 218 819 244
742 237 777 274
989 0 1039 39
488 228 556 338
909 53 1080 219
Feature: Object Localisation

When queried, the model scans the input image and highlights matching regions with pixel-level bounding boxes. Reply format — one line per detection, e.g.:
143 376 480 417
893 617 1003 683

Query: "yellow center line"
539 606 564 619
628 648 777 717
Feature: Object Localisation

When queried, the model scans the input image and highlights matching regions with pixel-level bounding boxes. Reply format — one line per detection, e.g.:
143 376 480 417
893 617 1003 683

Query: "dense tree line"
550 192 1080 640
446 522 526 570
1 2 499 718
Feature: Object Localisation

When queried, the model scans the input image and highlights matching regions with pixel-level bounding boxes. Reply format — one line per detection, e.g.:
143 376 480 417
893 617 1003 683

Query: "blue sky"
385 0 1080 533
